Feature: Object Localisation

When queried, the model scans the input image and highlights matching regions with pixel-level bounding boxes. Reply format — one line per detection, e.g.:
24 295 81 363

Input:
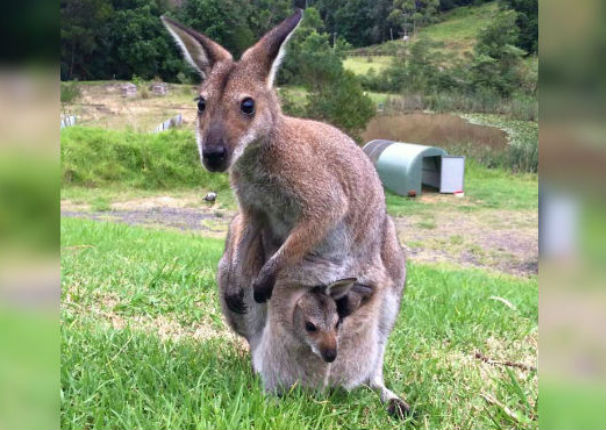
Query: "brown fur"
164 10 409 416
163 11 396 303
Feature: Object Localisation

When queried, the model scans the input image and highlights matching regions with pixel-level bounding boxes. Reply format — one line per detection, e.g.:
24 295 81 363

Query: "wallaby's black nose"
322 349 337 363
202 146 227 171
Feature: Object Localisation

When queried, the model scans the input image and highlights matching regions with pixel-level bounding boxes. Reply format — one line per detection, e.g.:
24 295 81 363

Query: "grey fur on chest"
233 150 301 240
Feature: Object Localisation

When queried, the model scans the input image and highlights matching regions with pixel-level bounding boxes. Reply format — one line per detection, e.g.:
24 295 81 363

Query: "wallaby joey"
251 279 359 390
162 10 397 306
218 213 363 349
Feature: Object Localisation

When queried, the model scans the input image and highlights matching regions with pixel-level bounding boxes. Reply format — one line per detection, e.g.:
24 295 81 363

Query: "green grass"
385 160 537 217
419 1 499 55
61 218 538 429
343 56 393 75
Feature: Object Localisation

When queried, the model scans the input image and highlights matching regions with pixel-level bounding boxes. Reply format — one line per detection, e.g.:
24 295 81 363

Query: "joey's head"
162 10 302 172
292 278 356 363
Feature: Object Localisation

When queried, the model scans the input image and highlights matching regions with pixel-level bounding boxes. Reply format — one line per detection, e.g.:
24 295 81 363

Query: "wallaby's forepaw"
225 289 247 314
252 272 275 303
387 398 410 420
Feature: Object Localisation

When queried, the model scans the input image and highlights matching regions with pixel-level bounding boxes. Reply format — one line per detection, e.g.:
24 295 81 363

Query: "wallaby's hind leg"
369 346 410 419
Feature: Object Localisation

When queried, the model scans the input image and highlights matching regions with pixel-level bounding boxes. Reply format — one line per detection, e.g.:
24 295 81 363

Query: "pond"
362 113 507 151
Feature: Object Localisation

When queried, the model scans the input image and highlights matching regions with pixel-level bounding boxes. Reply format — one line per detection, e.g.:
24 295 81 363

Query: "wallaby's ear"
161 16 232 79
240 9 303 88
326 278 357 300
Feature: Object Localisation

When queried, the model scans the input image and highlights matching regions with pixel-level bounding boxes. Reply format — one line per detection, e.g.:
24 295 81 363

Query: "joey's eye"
240 97 255 116
305 322 317 332
196 97 206 113
335 320 341 329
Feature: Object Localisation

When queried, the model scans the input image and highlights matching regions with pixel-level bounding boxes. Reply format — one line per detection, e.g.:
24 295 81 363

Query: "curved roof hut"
363 140 463 196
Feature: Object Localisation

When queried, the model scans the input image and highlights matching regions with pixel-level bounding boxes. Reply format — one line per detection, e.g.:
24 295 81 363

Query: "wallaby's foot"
253 273 275 303
386 398 410 419
225 289 247 314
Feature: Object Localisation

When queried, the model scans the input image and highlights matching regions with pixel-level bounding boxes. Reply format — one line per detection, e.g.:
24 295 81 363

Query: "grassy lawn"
61 218 537 429
385 159 537 218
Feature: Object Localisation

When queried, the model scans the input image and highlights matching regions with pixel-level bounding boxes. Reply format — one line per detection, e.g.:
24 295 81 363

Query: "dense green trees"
60 0 292 81
500 0 537 54
60 0 537 81
61 0 185 81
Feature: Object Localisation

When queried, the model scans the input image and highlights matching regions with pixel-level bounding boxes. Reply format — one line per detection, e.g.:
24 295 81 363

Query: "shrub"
305 71 376 141
60 82 81 104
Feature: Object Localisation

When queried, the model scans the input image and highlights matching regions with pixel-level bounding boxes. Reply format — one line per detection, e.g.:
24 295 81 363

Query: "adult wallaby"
161 10 397 306
217 213 410 418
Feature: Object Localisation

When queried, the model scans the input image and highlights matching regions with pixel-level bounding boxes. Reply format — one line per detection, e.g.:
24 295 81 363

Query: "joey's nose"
322 348 337 363
202 146 227 171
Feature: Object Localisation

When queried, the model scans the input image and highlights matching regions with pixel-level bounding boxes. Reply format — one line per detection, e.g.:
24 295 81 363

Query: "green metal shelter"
363 140 463 196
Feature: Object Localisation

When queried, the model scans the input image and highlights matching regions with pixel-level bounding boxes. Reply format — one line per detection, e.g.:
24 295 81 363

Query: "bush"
60 82 81 104
305 71 375 141
470 10 526 97
61 127 230 190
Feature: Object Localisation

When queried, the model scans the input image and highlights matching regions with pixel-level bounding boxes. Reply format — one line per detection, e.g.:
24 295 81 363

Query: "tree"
470 10 525 96
278 8 374 139
500 0 537 54
306 71 375 140
388 0 439 38
60 0 114 80
175 0 256 58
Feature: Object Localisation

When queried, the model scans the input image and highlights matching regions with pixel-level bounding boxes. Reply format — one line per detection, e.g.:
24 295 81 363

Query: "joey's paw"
252 274 275 303
387 398 410 420
224 289 247 314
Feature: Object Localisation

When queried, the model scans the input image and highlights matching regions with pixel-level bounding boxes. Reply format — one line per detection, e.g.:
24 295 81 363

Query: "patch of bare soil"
65 83 198 132
61 194 537 276
362 113 508 150
111 195 202 210
395 208 538 276
62 196 233 238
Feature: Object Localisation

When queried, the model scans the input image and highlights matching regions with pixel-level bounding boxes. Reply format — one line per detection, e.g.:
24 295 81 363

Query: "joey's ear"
161 16 232 78
240 9 303 88
326 278 357 300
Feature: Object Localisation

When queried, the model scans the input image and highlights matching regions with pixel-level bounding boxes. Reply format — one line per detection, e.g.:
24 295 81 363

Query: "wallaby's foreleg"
252 204 346 303
369 346 410 419
224 216 264 314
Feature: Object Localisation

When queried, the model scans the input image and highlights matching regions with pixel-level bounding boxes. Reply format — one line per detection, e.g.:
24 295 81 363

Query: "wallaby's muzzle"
321 348 337 363
202 145 227 172
201 122 230 171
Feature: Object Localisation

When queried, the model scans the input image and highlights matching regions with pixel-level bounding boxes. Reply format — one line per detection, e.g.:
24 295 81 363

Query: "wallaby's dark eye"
197 97 206 113
241 97 255 116
335 320 341 329
305 322 317 332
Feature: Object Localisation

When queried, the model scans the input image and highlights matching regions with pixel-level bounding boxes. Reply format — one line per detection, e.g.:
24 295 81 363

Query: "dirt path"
62 196 537 277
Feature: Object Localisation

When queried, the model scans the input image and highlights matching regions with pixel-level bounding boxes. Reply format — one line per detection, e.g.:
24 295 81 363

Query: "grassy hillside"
344 1 537 75
418 1 500 57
